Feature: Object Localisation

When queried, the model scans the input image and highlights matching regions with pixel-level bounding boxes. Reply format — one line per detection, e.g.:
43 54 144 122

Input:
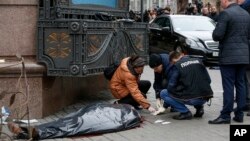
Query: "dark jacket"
153 54 172 98
240 0 250 14
212 3 250 65
209 12 218 22
167 56 213 100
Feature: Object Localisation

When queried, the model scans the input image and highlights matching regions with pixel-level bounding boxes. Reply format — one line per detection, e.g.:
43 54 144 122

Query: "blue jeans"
160 89 206 113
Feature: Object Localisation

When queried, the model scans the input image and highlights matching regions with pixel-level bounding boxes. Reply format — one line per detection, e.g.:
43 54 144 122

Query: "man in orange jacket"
110 55 156 113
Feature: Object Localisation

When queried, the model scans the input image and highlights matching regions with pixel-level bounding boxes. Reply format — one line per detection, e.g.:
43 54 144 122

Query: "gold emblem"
46 32 71 58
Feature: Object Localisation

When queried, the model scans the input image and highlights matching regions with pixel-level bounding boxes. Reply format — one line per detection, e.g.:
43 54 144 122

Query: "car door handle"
156 33 161 36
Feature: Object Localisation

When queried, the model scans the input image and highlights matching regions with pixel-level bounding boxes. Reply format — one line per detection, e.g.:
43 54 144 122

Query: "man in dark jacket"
160 51 213 120
209 0 250 124
237 0 250 116
149 53 173 114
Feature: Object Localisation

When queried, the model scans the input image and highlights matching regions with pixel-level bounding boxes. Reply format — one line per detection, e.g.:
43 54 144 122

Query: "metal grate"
37 0 149 77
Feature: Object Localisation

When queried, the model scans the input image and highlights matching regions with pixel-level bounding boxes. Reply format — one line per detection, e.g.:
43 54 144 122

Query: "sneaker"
173 111 192 120
194 106 204 117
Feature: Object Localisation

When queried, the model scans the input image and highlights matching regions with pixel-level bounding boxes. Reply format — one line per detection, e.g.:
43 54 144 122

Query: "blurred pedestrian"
209 5 219 22
201 7 210 16
160 51 213 120
209 0 250 124
110 55 156 113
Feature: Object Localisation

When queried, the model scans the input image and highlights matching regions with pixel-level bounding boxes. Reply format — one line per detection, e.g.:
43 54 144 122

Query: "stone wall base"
0 60 109 119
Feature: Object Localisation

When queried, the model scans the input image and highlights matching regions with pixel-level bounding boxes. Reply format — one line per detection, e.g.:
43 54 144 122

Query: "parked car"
149 15 219 64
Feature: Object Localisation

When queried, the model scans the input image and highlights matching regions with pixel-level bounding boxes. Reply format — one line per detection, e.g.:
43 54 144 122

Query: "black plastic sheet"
36 103 142 139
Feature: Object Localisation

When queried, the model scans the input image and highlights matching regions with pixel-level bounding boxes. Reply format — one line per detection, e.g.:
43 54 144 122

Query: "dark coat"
167 56 213 100
212 3 250 65
153 54 172 96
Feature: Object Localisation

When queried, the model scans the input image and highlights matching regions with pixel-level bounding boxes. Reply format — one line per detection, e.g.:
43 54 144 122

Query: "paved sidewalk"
2 66 250 141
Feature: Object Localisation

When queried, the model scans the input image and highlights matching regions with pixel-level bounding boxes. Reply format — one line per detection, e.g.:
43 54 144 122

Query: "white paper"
154 119 165 123
161 121 171 125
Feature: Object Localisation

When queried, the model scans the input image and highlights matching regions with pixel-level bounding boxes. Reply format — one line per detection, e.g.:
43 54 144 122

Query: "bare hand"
148 106 156 113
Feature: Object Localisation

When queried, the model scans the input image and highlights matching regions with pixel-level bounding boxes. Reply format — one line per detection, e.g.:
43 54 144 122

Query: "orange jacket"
110 57 150 109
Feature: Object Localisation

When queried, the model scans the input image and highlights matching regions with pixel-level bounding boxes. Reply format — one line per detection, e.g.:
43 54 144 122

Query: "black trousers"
118 80 151 108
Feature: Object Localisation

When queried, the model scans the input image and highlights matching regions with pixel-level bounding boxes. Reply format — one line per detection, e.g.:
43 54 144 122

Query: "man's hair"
169 51 182 62
149 53 162 68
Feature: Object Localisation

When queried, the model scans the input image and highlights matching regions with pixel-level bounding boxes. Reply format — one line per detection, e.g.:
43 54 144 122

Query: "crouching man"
160 51 213 120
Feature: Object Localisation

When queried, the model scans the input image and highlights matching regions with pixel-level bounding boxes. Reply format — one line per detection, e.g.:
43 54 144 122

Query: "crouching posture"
110 55 156 113
148 53 174 115
160 51 213 120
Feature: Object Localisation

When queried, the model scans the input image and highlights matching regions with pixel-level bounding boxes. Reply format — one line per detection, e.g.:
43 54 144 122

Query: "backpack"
103 61 120 80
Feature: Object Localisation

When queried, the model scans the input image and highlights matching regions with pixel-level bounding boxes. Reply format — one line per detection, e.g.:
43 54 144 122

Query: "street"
2 66 250 141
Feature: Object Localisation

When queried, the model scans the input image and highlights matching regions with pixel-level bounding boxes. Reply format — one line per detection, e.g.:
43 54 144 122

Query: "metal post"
141 0 144 22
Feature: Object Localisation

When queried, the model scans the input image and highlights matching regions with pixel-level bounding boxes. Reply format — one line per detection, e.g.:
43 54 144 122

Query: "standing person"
110 55 156 113
148 53 174 115
160 51 213 120
208 0 250 124
201 7 210 16
237 0 250 116
209 5 219 22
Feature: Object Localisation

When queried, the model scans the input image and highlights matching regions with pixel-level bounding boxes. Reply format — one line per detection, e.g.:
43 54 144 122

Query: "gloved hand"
153 99 166 115
156 98 161 109
148 106 156 113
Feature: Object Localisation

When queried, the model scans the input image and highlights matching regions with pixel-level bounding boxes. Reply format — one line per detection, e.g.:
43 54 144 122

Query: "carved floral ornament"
46 32 72 58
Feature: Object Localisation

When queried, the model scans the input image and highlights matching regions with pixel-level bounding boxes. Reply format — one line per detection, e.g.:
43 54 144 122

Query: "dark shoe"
233 117 243 123
247 111 250 116
173 111 192 120
194 106 204 117
208 117 231 124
